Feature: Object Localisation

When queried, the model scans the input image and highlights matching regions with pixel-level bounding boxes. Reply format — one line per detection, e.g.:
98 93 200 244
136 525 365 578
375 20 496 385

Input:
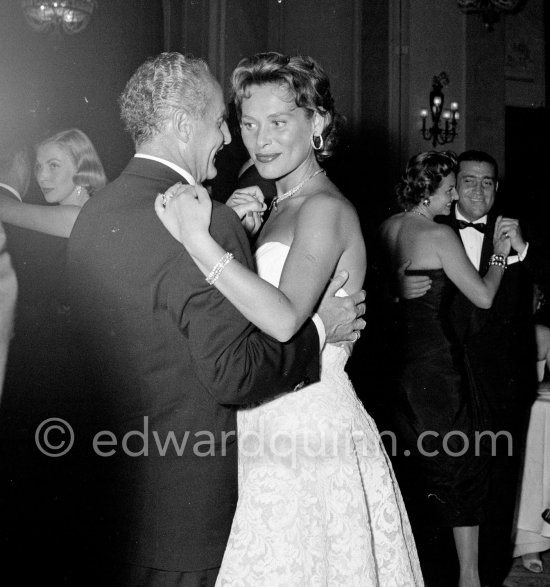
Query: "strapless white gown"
216 242 423 586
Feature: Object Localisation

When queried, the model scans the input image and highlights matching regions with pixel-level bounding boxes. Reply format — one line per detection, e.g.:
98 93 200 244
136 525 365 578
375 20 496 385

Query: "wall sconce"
457 0 521 32
420 72 459 147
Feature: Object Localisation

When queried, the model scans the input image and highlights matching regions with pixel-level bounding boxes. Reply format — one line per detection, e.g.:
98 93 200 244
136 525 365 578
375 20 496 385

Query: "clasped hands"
495 216 526 257
225 186 267 236
155 183 267 243
156 183 366 345
398 215 524 300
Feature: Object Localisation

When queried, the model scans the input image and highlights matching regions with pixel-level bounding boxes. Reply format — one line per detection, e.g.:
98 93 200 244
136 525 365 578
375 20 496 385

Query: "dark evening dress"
391 269 490 528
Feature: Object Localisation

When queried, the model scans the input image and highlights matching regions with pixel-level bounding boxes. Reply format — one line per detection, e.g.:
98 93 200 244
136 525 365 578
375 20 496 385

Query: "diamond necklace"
270 168 326 212
408 207 431 220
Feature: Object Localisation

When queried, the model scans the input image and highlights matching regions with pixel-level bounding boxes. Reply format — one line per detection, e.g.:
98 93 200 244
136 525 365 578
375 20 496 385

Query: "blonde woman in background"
0 128 107 238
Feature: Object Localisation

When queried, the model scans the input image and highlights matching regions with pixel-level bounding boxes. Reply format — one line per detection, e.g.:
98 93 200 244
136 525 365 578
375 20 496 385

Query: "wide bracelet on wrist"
206 252 234 285
488 253 507 270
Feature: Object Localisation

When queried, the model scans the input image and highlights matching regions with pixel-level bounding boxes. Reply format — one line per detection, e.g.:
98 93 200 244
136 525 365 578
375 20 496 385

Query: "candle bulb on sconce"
420 109 429 136
420 72 459 147
21 0 97 35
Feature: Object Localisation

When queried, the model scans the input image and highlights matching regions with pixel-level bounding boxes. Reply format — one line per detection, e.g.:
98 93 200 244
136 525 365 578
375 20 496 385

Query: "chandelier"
420 73 459 147
457 0 521 31
22 0 97 35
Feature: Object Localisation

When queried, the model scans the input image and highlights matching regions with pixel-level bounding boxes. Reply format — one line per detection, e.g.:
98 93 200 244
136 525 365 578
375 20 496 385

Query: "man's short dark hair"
458 150 499 180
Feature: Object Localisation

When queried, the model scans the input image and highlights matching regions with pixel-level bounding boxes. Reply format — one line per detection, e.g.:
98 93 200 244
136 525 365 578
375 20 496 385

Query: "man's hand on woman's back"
397 259 432 300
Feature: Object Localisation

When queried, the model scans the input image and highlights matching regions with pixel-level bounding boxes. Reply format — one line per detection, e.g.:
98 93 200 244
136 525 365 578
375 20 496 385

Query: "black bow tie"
457 220 486 233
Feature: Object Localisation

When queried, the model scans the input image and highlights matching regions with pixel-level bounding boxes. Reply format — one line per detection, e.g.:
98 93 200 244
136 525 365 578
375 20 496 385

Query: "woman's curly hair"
231 52 344 161
396 150 457 211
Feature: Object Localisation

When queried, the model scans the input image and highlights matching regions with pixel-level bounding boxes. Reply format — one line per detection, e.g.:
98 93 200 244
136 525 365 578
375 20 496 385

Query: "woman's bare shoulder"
378 212 407 239
429 221 459 241
298 185 360 228
379 212 405 229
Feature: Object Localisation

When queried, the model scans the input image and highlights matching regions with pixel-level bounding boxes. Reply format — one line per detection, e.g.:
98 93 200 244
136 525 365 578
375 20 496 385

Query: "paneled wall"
164 0 363 125
464 16 506 174
390 0 467 172
163 0 389 226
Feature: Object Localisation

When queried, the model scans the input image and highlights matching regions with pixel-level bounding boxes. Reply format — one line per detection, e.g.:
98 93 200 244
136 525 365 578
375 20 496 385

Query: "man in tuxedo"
0 222 15 396
402 149 548 586
66 52 365 586
0 142 86 581
0 145 27 395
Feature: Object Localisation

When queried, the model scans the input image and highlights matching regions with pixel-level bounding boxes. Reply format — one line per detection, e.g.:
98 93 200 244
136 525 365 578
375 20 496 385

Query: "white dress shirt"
456 209 487 271
134 153 196 185
455 208 529 269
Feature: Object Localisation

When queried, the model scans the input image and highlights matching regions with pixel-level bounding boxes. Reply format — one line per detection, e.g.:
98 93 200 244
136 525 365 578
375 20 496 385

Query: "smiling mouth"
255 153 281 164
41 187 53 194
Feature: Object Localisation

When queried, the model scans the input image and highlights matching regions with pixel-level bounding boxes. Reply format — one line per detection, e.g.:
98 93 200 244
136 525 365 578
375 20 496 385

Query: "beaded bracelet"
488 253 507 270
206 252 234 285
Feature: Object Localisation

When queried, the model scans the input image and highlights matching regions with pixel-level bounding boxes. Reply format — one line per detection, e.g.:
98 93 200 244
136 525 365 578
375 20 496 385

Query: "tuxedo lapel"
448 204 493 275
479 216 496 273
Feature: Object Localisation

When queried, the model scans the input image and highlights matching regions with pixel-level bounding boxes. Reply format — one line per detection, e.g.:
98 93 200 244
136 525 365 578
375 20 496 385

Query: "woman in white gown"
156 52 424 586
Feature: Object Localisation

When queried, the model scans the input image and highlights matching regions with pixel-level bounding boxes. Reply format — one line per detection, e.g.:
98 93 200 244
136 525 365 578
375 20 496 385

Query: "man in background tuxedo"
402 149 548 586
0 141 88 582
0 144 27 396
67 52 365 586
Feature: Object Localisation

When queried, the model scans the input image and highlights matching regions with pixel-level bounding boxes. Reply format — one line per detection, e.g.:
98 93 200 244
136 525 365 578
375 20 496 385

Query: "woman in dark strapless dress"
394 268 489 527
378 151 511 587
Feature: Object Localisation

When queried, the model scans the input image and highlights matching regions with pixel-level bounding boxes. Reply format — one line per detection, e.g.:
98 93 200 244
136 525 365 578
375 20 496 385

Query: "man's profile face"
186 79 231 183
456 160 497 221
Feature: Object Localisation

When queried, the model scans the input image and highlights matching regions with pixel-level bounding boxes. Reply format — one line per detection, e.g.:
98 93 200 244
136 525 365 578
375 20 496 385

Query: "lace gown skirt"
216 242 423 586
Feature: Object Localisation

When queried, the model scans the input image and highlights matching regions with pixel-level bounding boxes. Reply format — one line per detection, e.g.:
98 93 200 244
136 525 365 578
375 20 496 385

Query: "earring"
422 198 430 206
76 186 82 197
311 134 324 151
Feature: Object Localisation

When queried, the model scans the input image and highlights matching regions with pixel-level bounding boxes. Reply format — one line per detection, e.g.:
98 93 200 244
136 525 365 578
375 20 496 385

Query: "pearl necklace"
408 208 431 220
270 168 326 212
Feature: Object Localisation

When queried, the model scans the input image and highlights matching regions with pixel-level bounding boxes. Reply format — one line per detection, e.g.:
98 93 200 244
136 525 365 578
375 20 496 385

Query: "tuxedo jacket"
2 187 69 326
442 210 540 422
0 187 72 433
0 217 16 393
66 157 320 572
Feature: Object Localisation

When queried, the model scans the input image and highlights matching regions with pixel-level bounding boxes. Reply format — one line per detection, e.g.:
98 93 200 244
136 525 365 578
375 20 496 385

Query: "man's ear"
172 109 192 143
